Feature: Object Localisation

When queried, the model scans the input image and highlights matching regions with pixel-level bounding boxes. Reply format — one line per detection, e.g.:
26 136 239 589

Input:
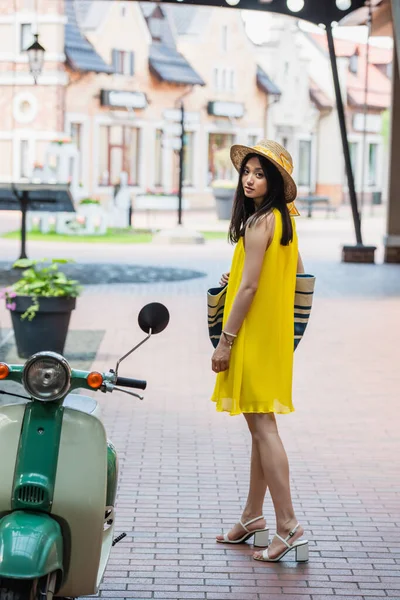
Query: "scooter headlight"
23 352 71 402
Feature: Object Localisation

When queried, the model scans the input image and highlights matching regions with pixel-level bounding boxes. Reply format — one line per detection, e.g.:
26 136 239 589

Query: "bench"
296 195 337 218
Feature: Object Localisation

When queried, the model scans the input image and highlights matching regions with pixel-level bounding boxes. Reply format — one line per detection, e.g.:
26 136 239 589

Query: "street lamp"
26 34 45 84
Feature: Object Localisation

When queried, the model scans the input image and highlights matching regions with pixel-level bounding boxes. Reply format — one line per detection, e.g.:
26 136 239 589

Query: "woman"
211 139 308 563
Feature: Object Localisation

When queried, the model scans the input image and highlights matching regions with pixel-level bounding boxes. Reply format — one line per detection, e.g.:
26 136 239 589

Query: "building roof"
166 5 199 35
309 32 392 64
256 65 281 96
309 32 392 110
77 0 111 31
64 0 114 74
149 42 205 86
309 79 334 111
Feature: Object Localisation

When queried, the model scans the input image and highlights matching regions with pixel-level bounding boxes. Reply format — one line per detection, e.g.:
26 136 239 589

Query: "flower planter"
212 188 235 220
8 296 77 358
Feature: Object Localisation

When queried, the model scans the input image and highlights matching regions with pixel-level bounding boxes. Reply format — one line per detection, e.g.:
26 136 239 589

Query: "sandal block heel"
253 528 270 548
295 542 309 562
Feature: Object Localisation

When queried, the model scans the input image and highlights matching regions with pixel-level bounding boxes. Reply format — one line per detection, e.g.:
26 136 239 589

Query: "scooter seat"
63 394 98 415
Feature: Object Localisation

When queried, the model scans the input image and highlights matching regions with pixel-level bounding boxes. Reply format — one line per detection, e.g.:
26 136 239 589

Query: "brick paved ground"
1 212 400 599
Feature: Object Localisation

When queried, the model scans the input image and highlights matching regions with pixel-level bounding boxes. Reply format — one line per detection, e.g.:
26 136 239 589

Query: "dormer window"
149 18 163 41
349 51 359 74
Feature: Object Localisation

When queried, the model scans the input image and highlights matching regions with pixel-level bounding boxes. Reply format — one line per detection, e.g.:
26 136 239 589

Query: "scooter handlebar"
115 376 147 391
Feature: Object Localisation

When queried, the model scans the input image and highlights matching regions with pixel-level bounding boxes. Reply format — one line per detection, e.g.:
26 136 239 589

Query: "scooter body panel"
52 407 108 598
0 511 63 581
0 404 26 515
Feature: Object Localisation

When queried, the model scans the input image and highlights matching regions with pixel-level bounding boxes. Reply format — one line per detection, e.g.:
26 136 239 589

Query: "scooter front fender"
0 511 63 582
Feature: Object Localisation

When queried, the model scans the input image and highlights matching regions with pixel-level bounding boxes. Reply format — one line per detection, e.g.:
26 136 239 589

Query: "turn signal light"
87 371 103 389
0 363 10 379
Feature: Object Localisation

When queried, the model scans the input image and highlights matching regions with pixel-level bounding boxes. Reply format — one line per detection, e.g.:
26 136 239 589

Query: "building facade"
0 0 391 212
0 0 277 209
254 14 392 206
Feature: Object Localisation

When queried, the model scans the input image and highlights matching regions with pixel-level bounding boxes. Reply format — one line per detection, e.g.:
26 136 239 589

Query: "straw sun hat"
230 139 300 215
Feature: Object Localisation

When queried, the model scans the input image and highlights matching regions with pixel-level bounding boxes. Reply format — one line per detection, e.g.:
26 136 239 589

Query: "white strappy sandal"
253 523 309 562
217 515 270 547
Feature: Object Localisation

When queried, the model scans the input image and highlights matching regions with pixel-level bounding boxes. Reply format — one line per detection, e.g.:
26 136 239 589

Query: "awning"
149 43 205 86
256 65 281 96
64 1 114 74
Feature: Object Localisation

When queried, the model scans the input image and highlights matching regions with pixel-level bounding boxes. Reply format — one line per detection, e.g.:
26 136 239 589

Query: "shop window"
208 133 236 183
98 125 140 186
20 23 34 52
298 139 311 187
155 129 163 186
112 50 134 75
368 143 378 186
183 132 194 186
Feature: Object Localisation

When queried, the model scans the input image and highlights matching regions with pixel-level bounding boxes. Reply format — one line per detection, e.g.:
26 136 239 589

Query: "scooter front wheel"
0 572 58 600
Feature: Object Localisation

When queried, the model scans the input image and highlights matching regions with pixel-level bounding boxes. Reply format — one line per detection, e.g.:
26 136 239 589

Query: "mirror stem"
115 329 152 378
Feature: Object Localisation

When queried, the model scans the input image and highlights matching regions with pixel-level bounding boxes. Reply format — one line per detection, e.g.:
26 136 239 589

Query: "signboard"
100 90 148 110
163 109 200 124
353 113 382 133
164 123 183 136
207 101 245 119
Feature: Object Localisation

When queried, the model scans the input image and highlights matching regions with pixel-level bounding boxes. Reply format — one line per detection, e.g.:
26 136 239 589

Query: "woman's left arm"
212 214 275 373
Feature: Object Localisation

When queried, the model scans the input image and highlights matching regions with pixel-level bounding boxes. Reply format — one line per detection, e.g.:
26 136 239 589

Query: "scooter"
0 302 169 600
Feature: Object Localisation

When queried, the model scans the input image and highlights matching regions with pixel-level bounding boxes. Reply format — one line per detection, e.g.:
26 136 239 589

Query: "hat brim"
230 144 298 205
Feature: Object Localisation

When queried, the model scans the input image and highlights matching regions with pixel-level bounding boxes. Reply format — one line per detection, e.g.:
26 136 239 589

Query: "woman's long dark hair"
228 153 293 246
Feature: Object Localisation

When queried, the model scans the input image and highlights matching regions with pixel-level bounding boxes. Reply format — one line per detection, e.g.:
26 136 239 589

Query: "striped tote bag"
294 274 315 350
207 273 315 350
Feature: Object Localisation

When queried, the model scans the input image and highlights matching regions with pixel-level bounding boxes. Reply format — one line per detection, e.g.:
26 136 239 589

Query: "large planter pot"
212 188 235 220
8 296 77 358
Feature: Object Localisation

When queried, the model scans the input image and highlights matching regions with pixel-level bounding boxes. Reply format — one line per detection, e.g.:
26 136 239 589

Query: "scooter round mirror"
138 303 170 335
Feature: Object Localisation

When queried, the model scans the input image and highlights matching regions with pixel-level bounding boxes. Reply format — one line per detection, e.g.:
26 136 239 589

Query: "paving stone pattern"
0 227 399 599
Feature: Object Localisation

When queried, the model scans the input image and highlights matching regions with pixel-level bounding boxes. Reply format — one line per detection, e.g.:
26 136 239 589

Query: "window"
248 135 258 147
112 50 134 75
98 125 140 186
368 143 378 186
213 68 219 91
229 70 235 91
183 132 194 186
20 140 29 178
298 140 311 187
208 133 236 183
222 26 228 52
221 69 226 91
155 129 163 186
349 141 358 182
70 122 82 180
20 23 34 52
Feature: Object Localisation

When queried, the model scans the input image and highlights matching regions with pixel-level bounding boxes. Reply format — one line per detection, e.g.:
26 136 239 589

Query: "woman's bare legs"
245 413 303 558
216 421 268 541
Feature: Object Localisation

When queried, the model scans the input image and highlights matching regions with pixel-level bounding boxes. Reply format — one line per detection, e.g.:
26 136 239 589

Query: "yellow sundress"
211 209 298 416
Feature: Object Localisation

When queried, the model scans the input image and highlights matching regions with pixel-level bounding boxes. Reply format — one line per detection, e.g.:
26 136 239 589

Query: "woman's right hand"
219 272 230 286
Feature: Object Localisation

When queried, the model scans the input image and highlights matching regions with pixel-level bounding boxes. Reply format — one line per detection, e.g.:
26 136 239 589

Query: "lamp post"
26 34 45 84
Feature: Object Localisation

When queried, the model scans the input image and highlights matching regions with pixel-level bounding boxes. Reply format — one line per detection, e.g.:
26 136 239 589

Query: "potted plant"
1 258 81 358
210 147 237 220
